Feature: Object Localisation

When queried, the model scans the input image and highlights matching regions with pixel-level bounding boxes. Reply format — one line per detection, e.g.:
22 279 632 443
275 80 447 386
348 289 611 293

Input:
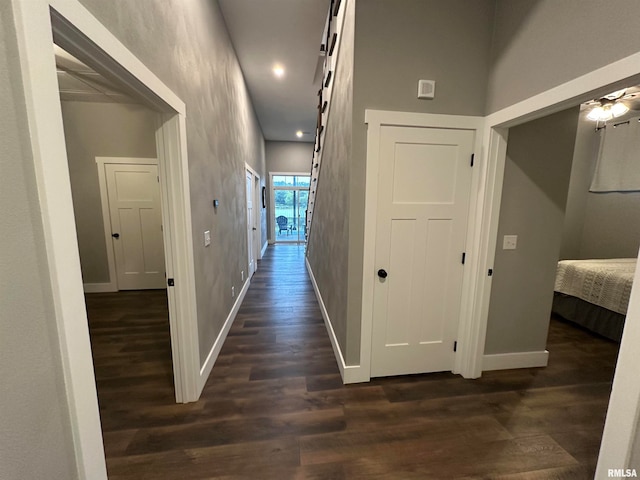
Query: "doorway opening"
245 165 262 277
270 173 310 243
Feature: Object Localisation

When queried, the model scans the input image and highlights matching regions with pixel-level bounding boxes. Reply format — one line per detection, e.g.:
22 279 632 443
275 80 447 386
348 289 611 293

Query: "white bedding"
554 258 636 315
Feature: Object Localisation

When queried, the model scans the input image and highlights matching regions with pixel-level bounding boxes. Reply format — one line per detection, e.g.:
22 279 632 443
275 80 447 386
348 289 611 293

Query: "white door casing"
104 162 165 290
371 125 475 377
254 174 261 261
246 169 255 276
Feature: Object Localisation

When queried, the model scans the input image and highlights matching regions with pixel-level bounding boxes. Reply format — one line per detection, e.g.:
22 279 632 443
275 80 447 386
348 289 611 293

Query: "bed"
553 258 636 341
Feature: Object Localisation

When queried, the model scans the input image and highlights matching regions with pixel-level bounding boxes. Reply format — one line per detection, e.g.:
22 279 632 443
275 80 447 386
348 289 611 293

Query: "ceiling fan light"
611 101 629 117
587 106 605 121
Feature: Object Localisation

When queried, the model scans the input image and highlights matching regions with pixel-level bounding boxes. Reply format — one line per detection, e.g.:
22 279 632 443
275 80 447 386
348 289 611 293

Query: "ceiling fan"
585 87 640 121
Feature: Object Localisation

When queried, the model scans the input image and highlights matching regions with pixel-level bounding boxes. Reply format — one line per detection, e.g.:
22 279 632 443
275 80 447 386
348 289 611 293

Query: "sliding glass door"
272 174 310 243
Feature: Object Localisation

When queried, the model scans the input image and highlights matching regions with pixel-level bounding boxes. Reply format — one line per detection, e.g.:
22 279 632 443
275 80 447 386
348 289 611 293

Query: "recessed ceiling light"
296 130 303 138
273 64 285 78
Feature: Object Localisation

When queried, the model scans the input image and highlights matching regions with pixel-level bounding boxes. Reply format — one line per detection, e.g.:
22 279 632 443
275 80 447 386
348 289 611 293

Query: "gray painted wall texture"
61 101 158 284
487 0 640 113
1 3 77 479
77 0 266 365
307 0 355 362
265 141 313 241
485 107 580 355
561 110 640 260
343 0 495 365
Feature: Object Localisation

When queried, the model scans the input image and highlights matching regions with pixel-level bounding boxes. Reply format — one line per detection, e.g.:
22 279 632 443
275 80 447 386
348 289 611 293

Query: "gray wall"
307 0 355 362
265 141 313 241
61 101 158 284
0 2 76 479
77 0 266 365
265 141 312 173
487 0 640 114
342 0 495 365
485 107 580 355
561 110 640 260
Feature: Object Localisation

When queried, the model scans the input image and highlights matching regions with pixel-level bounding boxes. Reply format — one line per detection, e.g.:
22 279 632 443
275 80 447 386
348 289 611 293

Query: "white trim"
482 351 549 371
596 246 640 475
83 283 117 293
362 110 485 382
261 241 269 257
306 258 367 384
11 1 200 477
155 114 200 404
95 156 158 291
197 278 250 394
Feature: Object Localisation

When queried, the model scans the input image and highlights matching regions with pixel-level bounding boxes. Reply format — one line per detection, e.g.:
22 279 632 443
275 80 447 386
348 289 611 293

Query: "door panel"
246 171 255 276
371 126 474 377
106 163 165 290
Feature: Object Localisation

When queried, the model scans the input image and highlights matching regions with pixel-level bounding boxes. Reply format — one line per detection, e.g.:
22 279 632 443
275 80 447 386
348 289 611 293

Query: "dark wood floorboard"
86 245 619 479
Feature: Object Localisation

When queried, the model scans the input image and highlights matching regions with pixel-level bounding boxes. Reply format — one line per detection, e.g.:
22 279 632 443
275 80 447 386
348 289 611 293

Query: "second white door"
105 163 165 290
371 125 475 377
246 170 255 277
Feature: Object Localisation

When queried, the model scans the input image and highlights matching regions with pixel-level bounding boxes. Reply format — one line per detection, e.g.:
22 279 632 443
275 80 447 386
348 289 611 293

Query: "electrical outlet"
204 230 211 247
231 285 235 298
241 270 244 282
503 235 518 250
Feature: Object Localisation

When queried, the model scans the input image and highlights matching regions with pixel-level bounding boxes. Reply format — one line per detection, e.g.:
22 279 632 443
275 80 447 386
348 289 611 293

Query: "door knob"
377 269 388 279
112 233 120 239
252 227 257 231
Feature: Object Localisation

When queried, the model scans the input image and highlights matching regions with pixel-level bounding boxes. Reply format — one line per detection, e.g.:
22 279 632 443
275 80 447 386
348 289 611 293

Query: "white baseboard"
482 350 549 371
261 241 268 257
305 258 367 384
197 278 250 394
83 282 117 293
268 239 276 245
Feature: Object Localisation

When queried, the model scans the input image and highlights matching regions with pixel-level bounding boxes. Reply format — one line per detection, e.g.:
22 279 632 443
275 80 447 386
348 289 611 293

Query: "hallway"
90 245 617 479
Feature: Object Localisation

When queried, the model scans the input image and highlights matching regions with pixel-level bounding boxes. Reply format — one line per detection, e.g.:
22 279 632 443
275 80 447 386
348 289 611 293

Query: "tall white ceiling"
218 0 330 142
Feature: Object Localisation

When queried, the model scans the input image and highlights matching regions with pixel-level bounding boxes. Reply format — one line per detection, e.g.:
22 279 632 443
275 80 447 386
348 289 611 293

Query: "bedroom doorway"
482 86 640 478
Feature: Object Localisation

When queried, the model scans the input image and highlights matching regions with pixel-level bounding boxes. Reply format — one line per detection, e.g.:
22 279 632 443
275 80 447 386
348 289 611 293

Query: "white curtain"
590 116 640 192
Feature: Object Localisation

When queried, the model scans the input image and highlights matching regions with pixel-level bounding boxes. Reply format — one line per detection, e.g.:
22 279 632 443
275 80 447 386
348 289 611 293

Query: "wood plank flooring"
86 245 619 479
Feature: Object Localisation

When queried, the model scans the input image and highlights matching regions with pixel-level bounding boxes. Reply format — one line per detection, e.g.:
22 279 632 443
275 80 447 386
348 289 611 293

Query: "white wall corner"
197 278 250 395
482 350 549 371
305 258 368 384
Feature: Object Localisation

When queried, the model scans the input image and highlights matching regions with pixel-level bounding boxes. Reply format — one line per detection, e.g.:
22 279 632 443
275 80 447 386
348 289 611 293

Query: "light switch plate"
204 230 211 247
503 235 517 250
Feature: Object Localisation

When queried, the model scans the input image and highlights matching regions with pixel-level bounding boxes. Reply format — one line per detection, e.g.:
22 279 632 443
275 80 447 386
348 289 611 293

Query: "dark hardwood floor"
86 245 619 479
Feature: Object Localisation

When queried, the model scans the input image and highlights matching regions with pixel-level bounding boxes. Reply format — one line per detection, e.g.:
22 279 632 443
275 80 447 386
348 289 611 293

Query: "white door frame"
95 156 160 292
254 174 262 260
11 1 201 478
245 164 262 270
360 111 485 384
245 168 255 277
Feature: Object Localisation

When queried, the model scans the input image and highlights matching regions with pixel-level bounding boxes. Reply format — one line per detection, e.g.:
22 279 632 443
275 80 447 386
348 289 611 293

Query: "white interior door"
105 163 165 290
253 175 261 261
246 170 255 277
371 125 475 377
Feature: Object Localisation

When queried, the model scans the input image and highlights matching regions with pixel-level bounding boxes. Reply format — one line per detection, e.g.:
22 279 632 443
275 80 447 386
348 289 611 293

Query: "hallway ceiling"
218 0 329 142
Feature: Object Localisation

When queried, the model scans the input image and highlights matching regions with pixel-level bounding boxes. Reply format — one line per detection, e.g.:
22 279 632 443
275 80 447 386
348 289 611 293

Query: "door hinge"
470 153 475 167
454 341 458 352
157 175 160 183
488 268 493 276
167 278 175 287
461 252 466 264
